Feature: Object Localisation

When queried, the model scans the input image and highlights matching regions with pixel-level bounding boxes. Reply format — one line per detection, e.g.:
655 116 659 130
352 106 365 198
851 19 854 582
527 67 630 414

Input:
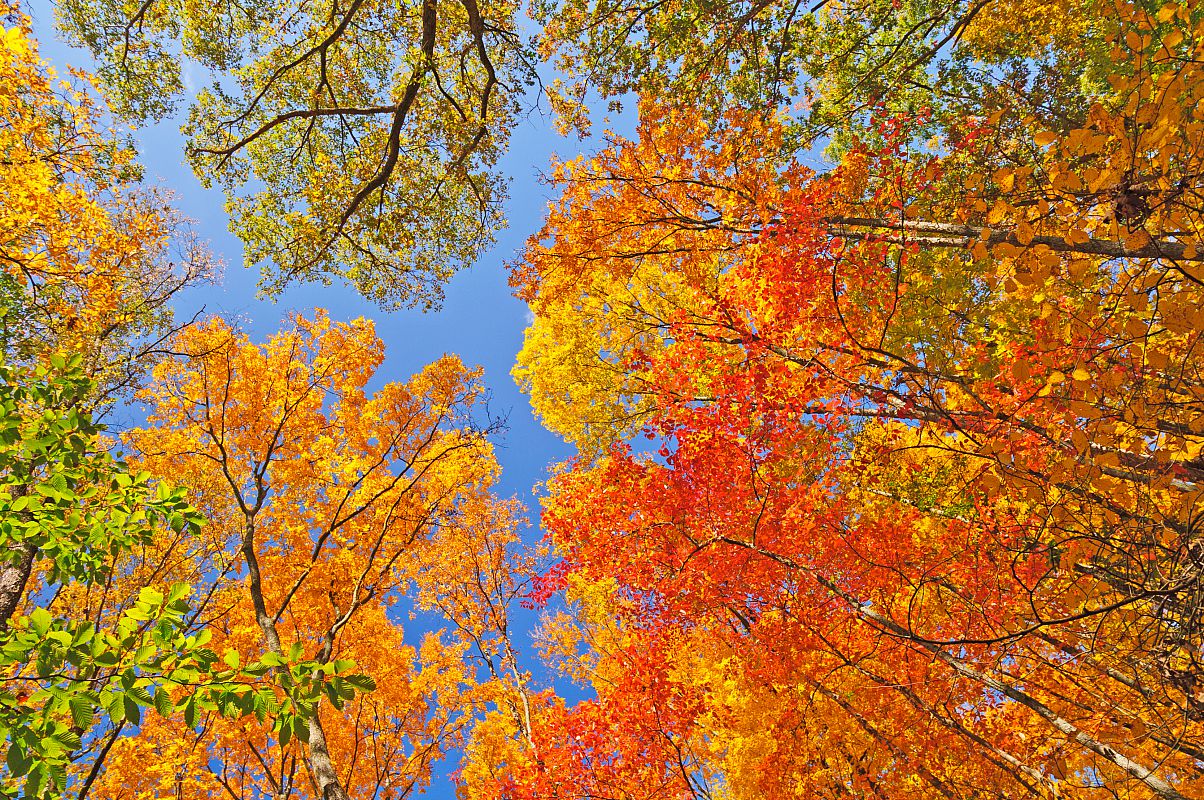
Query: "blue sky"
24 2 615 794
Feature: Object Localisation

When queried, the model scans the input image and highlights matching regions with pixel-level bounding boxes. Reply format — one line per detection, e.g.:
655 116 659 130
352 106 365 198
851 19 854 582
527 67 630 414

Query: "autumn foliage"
91 313 530 800
0 8 211 403
4 0 1204 798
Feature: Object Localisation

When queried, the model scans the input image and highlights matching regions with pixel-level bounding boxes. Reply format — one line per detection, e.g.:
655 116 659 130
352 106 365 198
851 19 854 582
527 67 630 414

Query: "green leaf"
293 714 310 744
260 652 285 668
6 741 30 778
34 483 61 502
103 691 124 725
343 674 377 693
124 606 150 622
128 685 153 706
24 762 44 800
28 607 52 637
255 688 278 718
322 681 343 710
123 696 141 726
137 586 164 608
278 715 293 748
166 583 191 605
70 624 95 647
51 728 82 750
68 696 94 731
194 647 219 664
154 688 173 719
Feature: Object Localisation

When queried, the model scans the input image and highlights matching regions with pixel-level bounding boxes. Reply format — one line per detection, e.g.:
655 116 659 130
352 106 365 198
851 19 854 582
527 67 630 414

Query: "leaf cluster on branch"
55 0 537 309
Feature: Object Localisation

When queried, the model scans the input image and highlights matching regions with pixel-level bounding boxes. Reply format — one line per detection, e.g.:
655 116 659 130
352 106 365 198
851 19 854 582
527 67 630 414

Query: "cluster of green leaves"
242 647 377 750
0 357 200 797
533 0 1114 162
0 356 200 587
4 584 203 798
3 582 376 799
55 0 535 310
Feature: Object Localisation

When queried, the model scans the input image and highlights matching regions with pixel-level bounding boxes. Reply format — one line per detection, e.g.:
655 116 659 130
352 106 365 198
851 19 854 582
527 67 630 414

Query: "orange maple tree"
71 312 535 800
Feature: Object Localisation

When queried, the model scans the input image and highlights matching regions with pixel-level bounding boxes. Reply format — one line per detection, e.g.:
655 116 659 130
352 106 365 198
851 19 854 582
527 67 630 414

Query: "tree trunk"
242 512 352 800
0 540 36 628
0 485 35 628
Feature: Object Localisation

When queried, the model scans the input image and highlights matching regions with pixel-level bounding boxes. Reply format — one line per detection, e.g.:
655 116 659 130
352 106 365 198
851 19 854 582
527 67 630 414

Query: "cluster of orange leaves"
41 312 536 799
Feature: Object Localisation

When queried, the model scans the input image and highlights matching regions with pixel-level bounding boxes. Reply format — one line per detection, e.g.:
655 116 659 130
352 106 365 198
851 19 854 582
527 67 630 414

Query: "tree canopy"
55 0 535 309
3 0 1204 797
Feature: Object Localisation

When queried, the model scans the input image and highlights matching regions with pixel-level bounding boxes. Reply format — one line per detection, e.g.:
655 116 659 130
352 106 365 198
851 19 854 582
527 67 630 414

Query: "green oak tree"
55 0 537 309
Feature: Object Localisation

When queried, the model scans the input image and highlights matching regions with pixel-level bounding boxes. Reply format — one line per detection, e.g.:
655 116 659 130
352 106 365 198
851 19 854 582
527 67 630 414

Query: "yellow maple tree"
0 5 213 402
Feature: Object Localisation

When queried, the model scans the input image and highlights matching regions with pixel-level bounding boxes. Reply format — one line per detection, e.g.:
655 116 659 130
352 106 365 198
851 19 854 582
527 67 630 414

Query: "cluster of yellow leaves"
514 100 810 452
958 0 1098 57
0 6 212 401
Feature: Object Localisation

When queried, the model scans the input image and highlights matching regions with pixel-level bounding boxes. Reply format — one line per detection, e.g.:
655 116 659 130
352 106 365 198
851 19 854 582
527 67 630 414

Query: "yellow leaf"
1068 259 1091 280
1124 230 1152 250
993 167 1016 191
